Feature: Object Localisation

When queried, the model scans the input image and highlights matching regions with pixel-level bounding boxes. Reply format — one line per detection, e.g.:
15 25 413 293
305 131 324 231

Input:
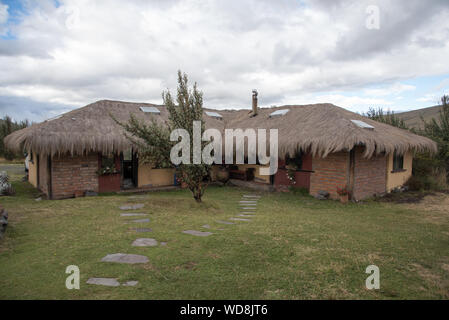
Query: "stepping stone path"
101 253 149 264
120 213 148 217
233 193 261 223
132 238 158 247
119 204 145 210
130 218 150 223
182 230 213 237
88 203 152 286
91 195 262 287
133 227 152 233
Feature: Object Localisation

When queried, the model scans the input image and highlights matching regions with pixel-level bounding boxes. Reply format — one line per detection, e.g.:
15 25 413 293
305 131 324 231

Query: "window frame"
392 152 405 173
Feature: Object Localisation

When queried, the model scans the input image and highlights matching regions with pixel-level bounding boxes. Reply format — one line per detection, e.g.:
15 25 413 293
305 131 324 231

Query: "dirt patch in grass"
401 193 449 225
377 191 434 204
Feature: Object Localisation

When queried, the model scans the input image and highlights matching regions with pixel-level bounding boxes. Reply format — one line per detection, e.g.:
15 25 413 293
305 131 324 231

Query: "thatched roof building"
4 99 437 158
4 99 437 201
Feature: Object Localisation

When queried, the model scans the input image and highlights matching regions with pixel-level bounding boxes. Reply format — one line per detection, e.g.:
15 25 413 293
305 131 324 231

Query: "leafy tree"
0 116 29 160
419 95 449 183
364 107 408 129
117 71 210 202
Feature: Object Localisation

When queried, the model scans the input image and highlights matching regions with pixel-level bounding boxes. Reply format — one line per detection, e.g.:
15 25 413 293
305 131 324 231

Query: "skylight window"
140 106 160 114
205 111 223 119
351 120 374 130
269 109 289 118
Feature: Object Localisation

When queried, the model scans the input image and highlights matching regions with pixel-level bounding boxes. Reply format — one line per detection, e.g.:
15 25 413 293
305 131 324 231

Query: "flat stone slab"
101 253 149 264
216 220 235 225
182 230 213 237
132 238 158 247
241 207 257 210
120 213 149 217
120 204 145 210
239 200 258 203
133 228 152 233
230 217 251 221
122 281 139 287
238 214 255 217
239 203 257 206
86 278 120 287
160 242 167 246
243 195 261 198
202 224 211 229
131 218 150 223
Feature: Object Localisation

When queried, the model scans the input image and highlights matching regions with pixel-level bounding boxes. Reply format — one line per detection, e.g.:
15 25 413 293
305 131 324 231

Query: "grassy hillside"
396 105 442 129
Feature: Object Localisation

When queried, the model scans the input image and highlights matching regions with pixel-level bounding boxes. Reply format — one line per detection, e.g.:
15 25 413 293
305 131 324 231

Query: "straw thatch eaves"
4 100 437 159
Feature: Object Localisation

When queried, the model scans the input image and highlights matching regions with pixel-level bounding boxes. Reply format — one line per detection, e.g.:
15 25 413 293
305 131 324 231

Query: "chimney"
252 89 258 116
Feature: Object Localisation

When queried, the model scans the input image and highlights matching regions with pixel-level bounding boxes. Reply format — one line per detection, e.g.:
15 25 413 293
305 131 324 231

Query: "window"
140 106 160 114
101 155 115 168
392 152 404 172
351 119 375 130
269 109 289 118
205 111 223 119
286 150 303 170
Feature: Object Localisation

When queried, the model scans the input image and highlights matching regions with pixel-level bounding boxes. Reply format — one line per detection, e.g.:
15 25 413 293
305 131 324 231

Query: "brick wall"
51 153 99 199
310 151 349 199
352 147 386 201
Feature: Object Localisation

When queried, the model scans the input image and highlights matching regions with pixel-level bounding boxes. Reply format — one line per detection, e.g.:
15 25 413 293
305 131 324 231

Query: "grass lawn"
1 164 448 299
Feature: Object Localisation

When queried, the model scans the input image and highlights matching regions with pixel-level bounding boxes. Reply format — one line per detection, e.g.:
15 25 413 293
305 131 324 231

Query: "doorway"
121 149 138 189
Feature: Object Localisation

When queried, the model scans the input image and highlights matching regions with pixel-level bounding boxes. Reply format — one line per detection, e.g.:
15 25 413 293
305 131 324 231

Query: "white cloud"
363 83 416 97
0 0 449 120
0 3 7 24
0 3 8 36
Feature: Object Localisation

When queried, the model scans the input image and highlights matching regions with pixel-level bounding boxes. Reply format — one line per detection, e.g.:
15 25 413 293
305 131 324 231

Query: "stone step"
130 218 150 223
86 278 120 287
120 213 149 217
86 278 139 287
101 253 149 264
132 238 158 247
216 220 235 225
182 230 213 237
120 204 145 210
230 217 251 221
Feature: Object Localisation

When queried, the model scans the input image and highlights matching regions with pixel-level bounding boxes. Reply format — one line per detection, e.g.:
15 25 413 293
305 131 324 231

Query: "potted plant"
336 185 349 204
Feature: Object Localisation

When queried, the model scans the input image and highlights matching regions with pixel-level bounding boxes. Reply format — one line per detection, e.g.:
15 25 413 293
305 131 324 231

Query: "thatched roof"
4 99 437 158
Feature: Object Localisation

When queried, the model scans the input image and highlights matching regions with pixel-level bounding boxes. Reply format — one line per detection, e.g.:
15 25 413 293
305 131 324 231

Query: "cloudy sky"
1 0 449 122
